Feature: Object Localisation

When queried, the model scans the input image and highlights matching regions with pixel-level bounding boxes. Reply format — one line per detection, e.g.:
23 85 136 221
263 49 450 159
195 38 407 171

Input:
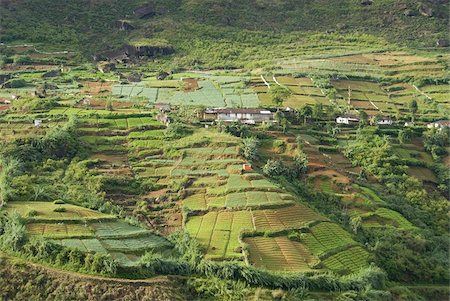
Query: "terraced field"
244 236 318 272
252 204 326 232
7 201 172 267
186 211 254 259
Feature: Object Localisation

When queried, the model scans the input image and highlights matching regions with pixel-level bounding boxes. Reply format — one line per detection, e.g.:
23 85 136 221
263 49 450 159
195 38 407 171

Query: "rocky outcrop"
436 39 449 47
133 4 156 19
419 4 435 16
0 74 11 85
42 70 61 78
127 72 143 82
97 62 116 73
157 71 170 80
124 44 174 59
360 0 373 6
114 20 135 31
403 9 418 16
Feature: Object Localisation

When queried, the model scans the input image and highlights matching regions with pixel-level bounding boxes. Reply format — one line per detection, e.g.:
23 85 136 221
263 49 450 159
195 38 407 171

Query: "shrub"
27 210 38 217
53 207 66 213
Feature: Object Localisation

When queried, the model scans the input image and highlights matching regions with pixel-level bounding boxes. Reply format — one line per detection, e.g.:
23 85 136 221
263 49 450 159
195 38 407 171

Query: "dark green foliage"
242 137 259 161
263 159 285 177
270 86 291 106
362 228 449 283
165 122 188 139
1 116 81 164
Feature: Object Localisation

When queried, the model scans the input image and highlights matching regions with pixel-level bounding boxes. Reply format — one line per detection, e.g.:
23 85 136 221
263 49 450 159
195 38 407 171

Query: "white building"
375 116 393 125
336 114 360 125
427 120 450 129
203 108 274 124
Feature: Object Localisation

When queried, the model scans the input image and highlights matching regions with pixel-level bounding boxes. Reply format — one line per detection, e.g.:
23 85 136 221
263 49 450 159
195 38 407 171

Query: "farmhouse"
374 116 393 125
155 103 171 112
203 108 274 124
427 120 450 129
336 114 360 125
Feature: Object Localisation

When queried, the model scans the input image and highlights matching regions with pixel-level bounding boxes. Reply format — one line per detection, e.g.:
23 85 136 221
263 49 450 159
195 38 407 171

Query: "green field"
185 211 254 259
244 236 318 272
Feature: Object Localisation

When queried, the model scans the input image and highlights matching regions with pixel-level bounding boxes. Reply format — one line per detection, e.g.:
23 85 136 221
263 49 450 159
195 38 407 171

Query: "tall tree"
269 85 291 107
409 99 418 122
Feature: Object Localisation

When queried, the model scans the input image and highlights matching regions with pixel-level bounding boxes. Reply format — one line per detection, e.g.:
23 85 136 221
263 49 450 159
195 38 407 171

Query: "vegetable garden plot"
100 234 171 252
244 236 317 272
6 202 115 222
55 238 108 253
322 246 369 273
91 222 150 238
112 84 158 102
183 193 207 210
360 208 415 230
156 80 226 107
301 222 356 257
216 191 295 208
26 223 94 238
252 204 326 232
186 211 253 259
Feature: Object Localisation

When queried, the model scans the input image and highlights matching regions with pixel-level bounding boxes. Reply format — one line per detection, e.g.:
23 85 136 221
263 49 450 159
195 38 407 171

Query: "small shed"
34 120 42 127
242 163 253 172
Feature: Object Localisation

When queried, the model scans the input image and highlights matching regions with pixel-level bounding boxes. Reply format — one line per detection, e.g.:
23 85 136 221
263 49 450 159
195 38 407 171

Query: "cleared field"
185 211 254 259
361 208 415 230
252 204 326 232
6 202 115 222
244 236 317 272
26 223 94 238
407 167 438 183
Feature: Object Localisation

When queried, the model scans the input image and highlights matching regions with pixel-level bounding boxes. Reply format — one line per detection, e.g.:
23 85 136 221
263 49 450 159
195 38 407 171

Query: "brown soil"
183 78 199 92
81 81 113 95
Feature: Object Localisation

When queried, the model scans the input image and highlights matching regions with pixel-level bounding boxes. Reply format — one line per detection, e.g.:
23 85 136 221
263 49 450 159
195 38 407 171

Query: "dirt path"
261 75 271 89
412 84 433 101
272 75 282 86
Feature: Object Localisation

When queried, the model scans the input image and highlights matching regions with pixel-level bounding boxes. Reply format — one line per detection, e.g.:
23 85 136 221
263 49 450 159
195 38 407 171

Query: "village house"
336 114 360 125
154 103 171 112
203 108 274 124
157 111 172 126
427 120 450 129
374 116 393 125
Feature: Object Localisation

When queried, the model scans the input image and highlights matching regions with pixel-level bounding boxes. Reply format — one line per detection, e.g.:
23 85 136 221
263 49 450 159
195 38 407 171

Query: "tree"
241 137 259 161
105 100 113 111
299 105 313 125
398 128 413 145
409 99 418 122
359 110 369 126
312 103 323 121
293 152 308 176
269 85 291 107
263 160 285 177
164 122 187 139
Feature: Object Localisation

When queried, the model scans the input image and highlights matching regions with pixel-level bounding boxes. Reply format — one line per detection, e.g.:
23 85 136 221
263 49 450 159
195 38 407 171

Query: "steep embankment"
0 0 448 58
0 254 191 301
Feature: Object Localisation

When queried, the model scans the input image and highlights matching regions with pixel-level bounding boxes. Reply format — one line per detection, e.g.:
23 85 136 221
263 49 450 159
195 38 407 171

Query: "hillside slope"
0 0 448 59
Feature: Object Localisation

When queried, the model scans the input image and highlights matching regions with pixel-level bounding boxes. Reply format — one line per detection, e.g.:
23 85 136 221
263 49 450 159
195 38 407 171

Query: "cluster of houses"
154 103 450 130
335 114 393 125
202 108 274 124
